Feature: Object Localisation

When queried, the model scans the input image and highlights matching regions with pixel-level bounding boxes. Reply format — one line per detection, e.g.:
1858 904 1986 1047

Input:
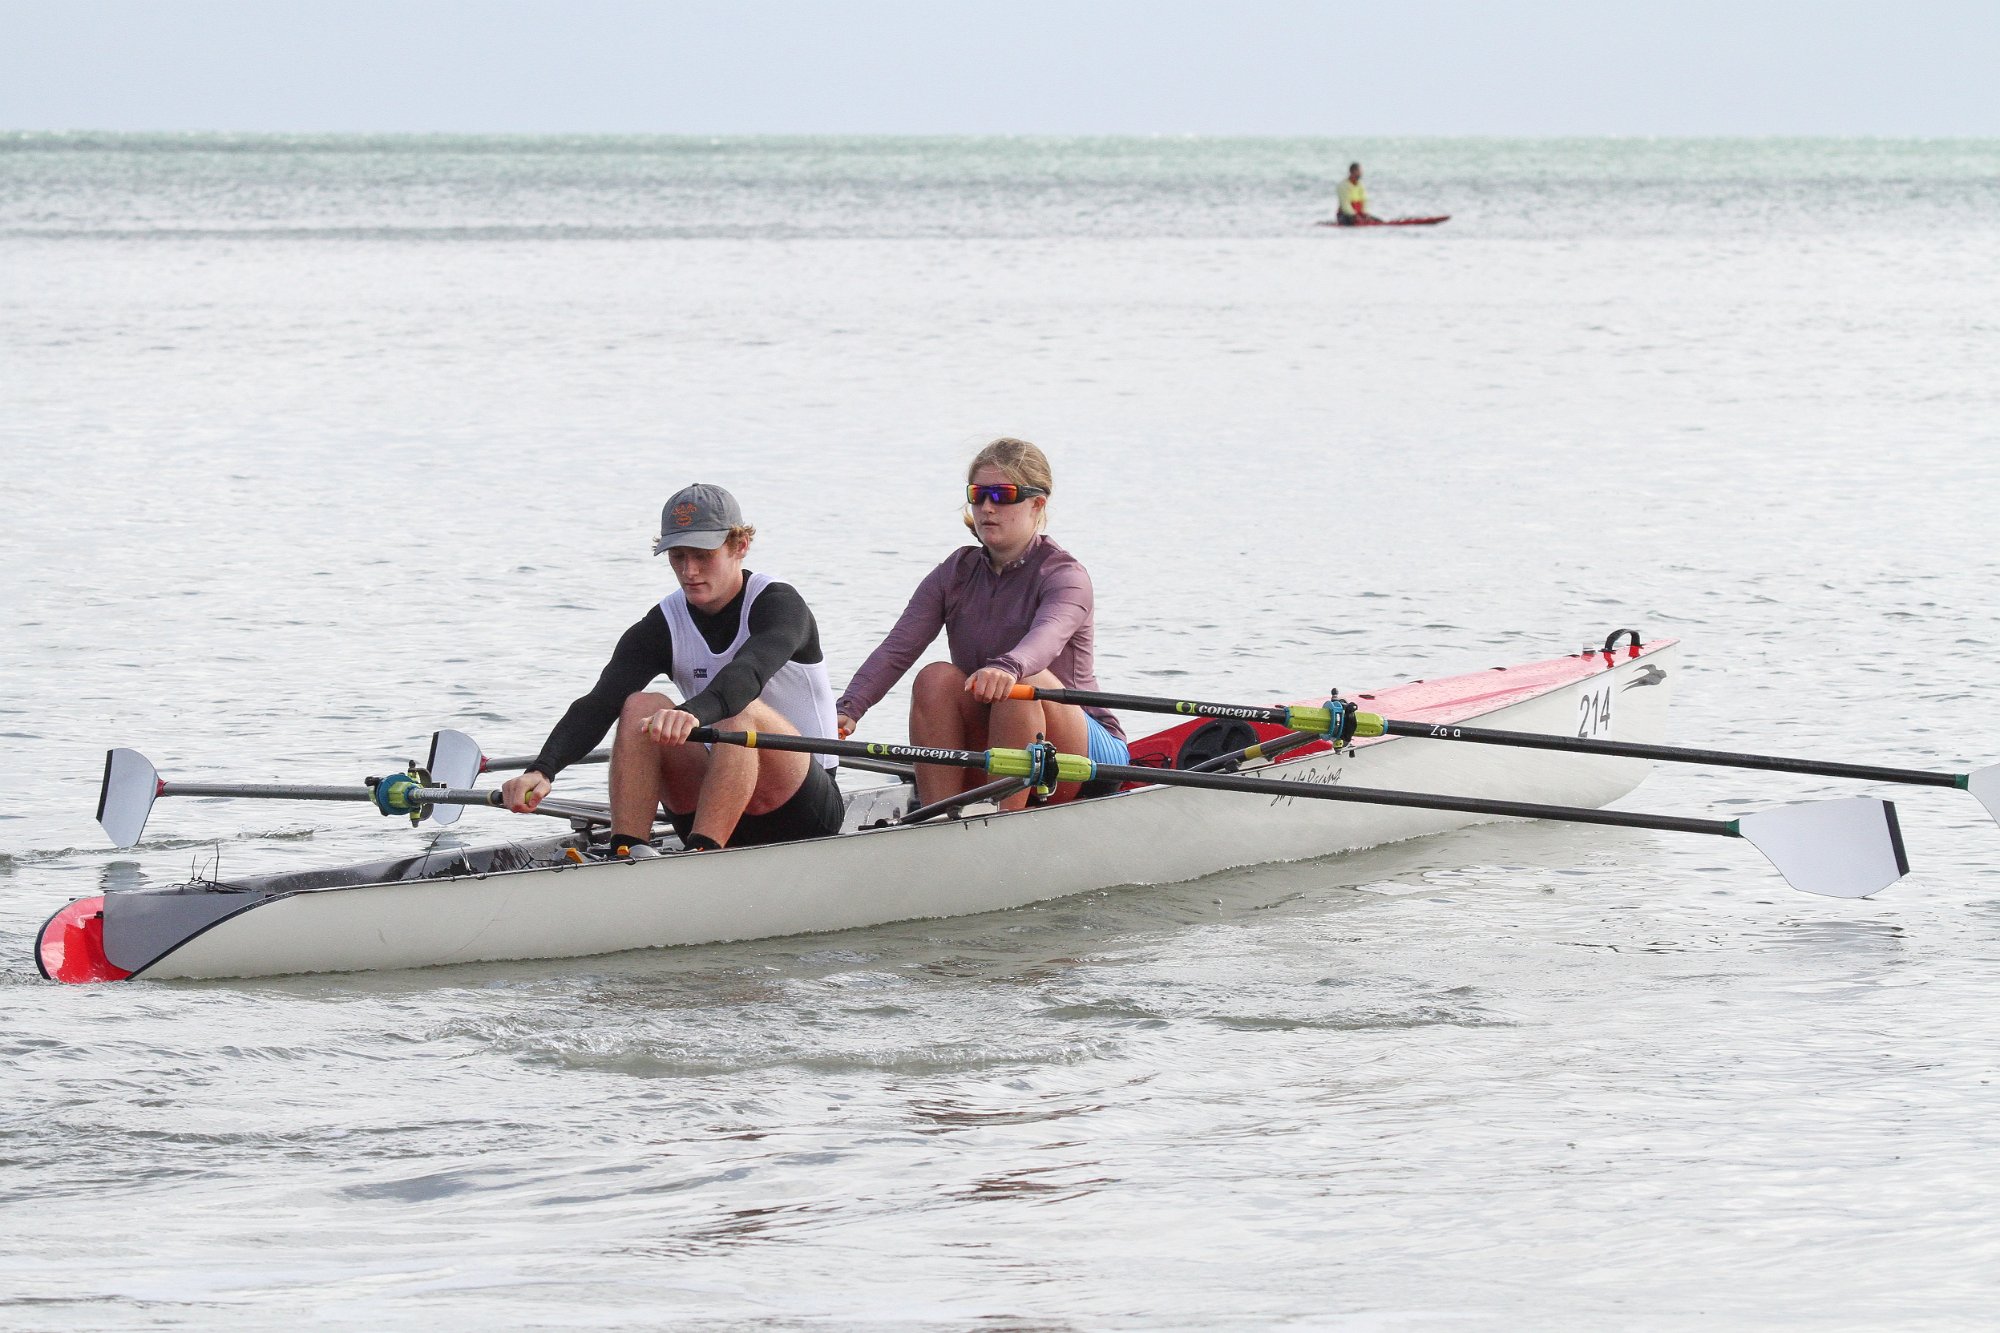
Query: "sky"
2 0 1996 137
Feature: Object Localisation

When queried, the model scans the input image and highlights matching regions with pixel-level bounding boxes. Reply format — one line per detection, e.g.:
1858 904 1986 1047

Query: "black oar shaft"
1086 762 1738 838
696 729 988 772
898 777 1031 826
691 729 1738 839
836 755 921 781
479 748 609 773
1022 684 1970 791
474 744 916 783
1184 730 1321 774
1381 720 1962 788
1028 686 1291 728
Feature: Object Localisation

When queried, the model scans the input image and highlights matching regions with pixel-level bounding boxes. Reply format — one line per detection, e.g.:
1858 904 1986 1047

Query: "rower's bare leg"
611 691 709 842
688 698 812 847
910 662 988 805
985 669 1091 808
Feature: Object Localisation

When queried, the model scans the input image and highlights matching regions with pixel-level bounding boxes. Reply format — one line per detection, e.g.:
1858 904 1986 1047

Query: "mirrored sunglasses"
966 483 1049 505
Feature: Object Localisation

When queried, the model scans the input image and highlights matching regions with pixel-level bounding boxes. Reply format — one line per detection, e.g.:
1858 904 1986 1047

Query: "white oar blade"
1966 765 2000 827
1736 797 1909 899
425 730 485 827
97 748 161 849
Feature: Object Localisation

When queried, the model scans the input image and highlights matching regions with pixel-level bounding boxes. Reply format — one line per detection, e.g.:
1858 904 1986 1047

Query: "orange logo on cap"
672 502 698 528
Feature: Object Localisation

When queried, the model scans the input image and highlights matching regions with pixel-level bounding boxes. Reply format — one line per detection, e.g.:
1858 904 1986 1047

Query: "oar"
689 728 1910 899
423 729 915 825
896 777 1031 826
1009 684 2000 826
93 747 584 849
892 730 1316 825
1184 730 1322 774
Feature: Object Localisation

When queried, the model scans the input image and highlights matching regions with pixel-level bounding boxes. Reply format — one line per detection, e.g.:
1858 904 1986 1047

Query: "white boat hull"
114 641 1679 981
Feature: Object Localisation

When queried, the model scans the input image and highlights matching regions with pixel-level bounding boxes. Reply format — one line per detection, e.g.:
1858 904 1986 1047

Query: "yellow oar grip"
1284 704 1335 734
987 748 1033 778
1280 705 1386 740
742 730 758 748
987 748 1097 783
1055 753 1096 783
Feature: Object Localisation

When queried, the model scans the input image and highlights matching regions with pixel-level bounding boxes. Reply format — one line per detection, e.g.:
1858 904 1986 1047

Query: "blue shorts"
1084 713 1130 766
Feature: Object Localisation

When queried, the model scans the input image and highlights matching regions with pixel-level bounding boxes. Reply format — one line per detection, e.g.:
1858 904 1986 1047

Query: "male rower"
500 483 844 854
1336 161 1374 226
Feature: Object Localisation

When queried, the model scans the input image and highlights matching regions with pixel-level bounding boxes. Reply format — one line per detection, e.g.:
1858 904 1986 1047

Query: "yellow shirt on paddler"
1338 178 1367 216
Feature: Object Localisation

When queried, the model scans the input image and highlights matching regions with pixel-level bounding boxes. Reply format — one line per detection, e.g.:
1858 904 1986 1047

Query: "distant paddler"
1336 161 1375 226
499 483 844 854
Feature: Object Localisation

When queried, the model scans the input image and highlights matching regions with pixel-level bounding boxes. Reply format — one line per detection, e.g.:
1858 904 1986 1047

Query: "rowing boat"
38 637 1696 984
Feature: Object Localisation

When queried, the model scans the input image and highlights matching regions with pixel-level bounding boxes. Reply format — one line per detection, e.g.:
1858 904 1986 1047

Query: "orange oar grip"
1007 684 1037 700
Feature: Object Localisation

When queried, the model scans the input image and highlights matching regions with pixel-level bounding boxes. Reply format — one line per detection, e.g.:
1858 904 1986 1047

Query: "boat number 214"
1577 685 1613 738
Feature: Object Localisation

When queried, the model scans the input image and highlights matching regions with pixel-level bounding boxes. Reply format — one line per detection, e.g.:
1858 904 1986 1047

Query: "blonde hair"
726 524 756 554
963 437 1052 533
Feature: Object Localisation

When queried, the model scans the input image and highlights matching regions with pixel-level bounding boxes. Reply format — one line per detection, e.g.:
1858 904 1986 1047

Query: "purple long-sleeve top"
838 535 1127 740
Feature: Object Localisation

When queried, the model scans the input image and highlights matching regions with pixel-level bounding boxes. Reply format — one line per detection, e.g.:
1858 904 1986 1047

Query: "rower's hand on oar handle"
837 714 857 739
501 771 551 814
640 706 700 747
966 667 1018 704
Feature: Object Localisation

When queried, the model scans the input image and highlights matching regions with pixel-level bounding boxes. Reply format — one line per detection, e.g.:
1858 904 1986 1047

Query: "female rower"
836 437 1128 809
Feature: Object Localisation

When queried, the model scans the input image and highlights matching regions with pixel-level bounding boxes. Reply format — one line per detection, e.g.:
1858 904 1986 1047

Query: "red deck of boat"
1126 639 1675 770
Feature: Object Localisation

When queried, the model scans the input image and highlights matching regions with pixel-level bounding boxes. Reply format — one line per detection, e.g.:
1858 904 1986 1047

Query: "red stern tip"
36 897 132 984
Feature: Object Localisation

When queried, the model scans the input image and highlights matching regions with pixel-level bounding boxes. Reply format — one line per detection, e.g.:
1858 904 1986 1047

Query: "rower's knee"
719 697 798 736
912 662 966 707
912 664 971 728
985 696 1047 748
619 691 675 727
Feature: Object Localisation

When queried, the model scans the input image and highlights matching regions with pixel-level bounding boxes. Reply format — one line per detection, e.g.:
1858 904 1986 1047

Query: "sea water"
2 134 1999 1328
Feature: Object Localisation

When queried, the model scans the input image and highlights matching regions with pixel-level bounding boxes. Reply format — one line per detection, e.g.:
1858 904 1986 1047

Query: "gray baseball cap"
652 483 744 554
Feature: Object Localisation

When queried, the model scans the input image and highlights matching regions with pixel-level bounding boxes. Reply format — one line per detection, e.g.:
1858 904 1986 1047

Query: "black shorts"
664 759 844 848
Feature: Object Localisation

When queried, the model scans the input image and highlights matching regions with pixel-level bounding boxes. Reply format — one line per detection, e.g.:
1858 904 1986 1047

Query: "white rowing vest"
660 573 840 769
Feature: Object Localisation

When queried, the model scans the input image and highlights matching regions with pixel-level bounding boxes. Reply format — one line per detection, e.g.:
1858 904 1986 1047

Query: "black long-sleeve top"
526 575 822 780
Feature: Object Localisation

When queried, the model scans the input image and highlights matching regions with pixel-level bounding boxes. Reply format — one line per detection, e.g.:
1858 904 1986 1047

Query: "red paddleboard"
1315 215 1451 228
